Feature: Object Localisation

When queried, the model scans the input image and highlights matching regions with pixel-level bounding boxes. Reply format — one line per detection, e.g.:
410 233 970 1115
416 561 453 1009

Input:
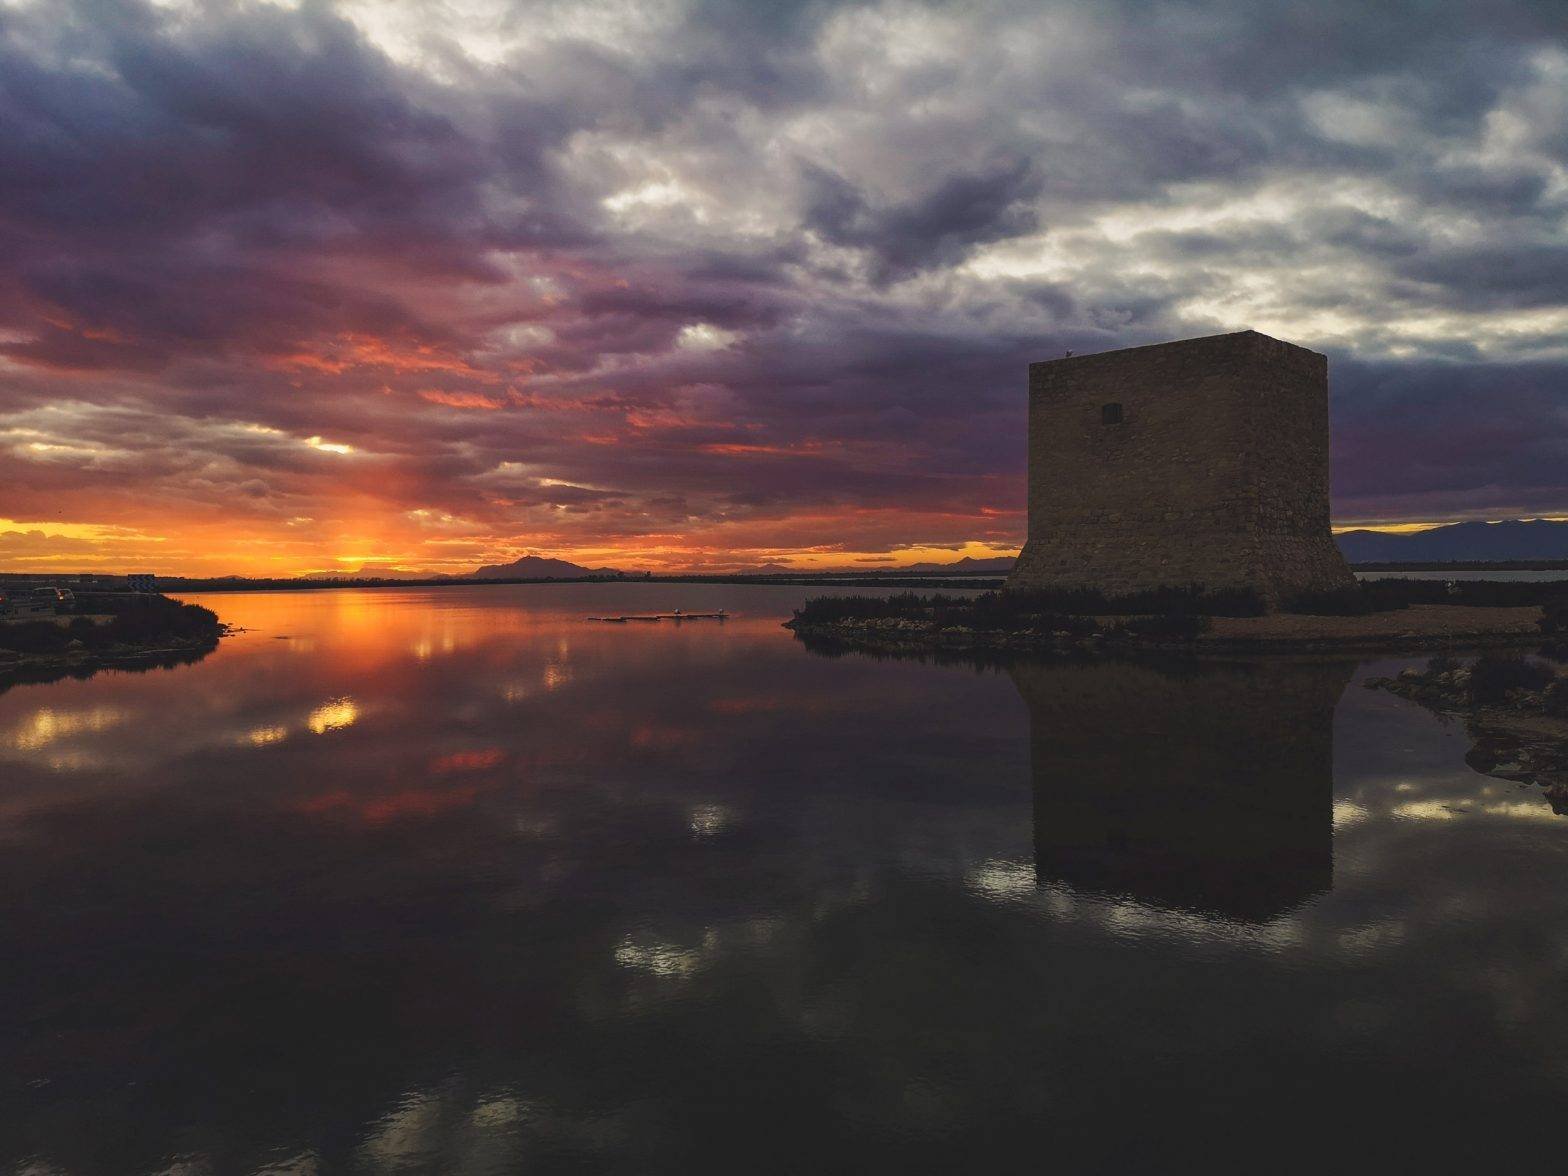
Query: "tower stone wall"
1006 330 1355 605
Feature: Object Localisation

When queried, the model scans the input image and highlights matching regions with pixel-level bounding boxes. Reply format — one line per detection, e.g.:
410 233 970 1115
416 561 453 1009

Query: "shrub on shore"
994 584 1264 616
91 598 220 645
1378 580 1568 608
1544 680 1568 718
1285 582 1412 615
789 581 1568 638
791 584 1263 628
1468 654 1555 705
1110 613 1211 640
0 621 73 654
788 592 952 625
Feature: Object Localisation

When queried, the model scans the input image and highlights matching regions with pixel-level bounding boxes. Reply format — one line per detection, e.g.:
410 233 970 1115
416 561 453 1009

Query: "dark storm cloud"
1331 357 1568 520
1 0 1566 569
802 157 1041 282
0 0 510 373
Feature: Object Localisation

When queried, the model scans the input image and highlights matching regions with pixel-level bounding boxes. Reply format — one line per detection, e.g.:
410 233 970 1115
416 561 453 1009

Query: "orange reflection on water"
708 696 783 715
430 748 505 773
307 697 360 734
630 723 700 751
293 783 486 825
4 705 126 752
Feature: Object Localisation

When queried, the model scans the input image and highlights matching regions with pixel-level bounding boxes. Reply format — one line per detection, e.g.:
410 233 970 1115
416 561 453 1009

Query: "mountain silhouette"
471 555 619 579
1335 519 1568 563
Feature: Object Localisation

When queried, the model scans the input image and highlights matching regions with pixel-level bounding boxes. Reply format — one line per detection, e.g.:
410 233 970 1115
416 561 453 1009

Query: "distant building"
127 573 157 592
1006 330 1354 605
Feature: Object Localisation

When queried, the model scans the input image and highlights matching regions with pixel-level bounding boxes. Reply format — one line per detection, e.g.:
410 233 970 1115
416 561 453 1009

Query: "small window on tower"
1101 402 1123 425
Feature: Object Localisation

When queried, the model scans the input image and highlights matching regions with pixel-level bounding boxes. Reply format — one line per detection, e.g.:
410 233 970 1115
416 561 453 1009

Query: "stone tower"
1006 329 1355 605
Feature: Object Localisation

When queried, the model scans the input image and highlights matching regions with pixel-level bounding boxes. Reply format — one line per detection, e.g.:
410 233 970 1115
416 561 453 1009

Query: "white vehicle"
32 586 75 606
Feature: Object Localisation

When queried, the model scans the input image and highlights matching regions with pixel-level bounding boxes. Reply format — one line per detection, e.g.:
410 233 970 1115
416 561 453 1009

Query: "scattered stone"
1369 655 1568 803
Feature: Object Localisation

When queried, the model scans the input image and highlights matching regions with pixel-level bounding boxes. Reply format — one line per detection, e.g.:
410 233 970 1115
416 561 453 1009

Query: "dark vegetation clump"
789 592 953 624
1468 654 1555 705
1427 655 1461 674
1284 581 1412 615
933 594 1101 634
107 601 219 645
1544 680 1568 718
1283 586 1376 615
1541 599 1568 634
74 595 221 647
2 594 220 656
792 584 1262 627
997 584 1264 616
1289 580 1568 614
0 621 72 653
1110 613 1212 640
1424 580 1567 607
1446 581 1568 608
1538 602 1568 662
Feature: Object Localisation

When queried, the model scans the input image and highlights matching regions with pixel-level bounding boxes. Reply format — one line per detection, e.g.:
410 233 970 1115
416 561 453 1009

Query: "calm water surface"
3 584 1568 1173
1356 569 1568 582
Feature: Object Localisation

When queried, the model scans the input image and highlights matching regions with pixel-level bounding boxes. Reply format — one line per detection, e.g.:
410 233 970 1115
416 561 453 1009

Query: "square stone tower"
1006 330 1355 605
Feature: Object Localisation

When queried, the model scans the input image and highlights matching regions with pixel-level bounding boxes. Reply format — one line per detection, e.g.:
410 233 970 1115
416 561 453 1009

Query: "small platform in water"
589 610 729 623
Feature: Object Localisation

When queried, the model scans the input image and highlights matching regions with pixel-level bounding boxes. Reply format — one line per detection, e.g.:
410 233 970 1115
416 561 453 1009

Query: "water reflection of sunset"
3 705 125 752
5 583 1568 1174
307 697 360 734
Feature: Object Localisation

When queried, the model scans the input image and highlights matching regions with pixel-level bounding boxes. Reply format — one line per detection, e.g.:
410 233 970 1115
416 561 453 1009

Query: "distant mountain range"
1334 519 1568 563
895 555 1017 574
301 566 425 580
728 555 1018 576
292 525 1568 585
730 525 1568 575
470 555 621 579
732 562 800 575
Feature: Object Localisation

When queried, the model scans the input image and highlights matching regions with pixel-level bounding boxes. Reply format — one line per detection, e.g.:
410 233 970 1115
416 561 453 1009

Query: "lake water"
3 584 1567 1173
1356 568 1568 582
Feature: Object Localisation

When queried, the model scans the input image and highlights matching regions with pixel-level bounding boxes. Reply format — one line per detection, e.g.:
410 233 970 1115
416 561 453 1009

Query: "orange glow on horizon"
7 510 1568 579
1331 516 1568 535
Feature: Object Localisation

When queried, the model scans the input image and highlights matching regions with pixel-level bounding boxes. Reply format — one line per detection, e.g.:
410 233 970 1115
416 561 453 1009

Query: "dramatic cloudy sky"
1 0 1565 574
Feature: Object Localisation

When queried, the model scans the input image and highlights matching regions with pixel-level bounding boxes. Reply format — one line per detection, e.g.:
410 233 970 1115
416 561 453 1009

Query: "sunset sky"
2 0 1566 575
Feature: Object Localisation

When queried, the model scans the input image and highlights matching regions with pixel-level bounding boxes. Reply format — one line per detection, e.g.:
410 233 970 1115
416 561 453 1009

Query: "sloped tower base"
1008 532 1355 605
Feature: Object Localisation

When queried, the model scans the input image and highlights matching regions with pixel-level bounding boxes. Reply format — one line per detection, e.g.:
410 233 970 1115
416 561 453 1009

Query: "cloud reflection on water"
1 584 1566 1171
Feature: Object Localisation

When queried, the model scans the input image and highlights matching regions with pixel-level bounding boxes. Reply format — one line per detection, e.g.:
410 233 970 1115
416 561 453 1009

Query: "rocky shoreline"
788 599 1568 810
1367 656 1568 807
784 603 1550 657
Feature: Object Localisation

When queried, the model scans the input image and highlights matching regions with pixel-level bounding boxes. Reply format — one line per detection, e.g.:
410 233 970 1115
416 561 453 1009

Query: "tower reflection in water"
1010 658 1354 922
